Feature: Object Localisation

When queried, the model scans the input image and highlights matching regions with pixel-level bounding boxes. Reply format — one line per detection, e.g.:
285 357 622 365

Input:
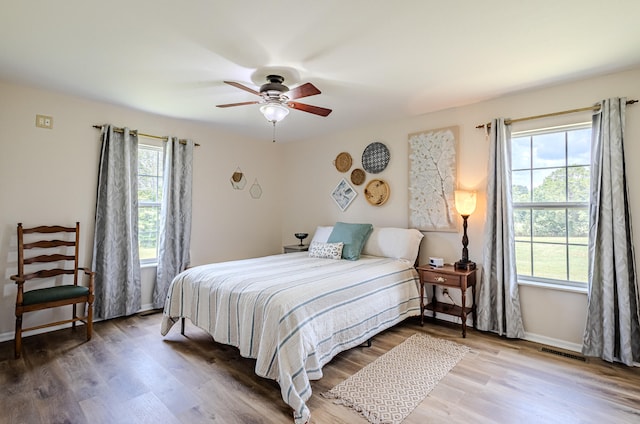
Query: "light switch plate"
36 114 53 129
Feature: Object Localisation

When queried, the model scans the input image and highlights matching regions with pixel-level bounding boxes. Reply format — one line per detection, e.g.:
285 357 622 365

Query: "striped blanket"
161 252 421 423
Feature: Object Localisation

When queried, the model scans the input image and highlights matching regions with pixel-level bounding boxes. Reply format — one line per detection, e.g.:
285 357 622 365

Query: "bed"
161 224 424 423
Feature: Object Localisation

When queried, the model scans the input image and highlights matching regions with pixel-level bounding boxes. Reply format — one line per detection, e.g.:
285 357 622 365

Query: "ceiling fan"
216 75 332 123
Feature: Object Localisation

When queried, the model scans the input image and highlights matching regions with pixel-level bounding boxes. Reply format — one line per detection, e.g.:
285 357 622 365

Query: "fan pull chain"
272 121 277 143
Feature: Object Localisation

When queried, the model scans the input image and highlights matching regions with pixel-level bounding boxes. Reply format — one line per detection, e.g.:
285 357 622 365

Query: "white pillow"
361 227 424 264
310 226 334 244
308 241 344 260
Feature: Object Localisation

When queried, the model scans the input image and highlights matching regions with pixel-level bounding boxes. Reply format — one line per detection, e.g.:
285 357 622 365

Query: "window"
138 144 164 264
511 123 591 287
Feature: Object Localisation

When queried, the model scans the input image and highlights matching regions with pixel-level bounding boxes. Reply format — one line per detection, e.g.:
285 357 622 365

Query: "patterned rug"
322 334 469 424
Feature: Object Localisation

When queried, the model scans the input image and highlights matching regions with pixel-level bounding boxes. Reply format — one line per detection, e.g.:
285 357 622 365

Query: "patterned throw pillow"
308 241 344 260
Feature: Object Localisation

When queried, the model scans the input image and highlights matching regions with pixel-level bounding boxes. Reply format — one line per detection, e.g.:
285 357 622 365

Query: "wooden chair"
11 222 95 358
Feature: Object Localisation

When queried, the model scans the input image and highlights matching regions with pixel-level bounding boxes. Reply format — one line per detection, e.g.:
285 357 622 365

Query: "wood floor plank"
1 313 639 424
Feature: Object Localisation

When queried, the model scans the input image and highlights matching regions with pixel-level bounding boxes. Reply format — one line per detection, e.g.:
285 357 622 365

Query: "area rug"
322 333 469 424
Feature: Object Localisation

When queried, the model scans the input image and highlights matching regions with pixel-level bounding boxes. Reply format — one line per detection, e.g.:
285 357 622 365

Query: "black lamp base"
454 260 476 271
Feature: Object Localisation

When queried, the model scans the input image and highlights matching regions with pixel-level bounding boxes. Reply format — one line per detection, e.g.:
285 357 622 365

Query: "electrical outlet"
36 114 53 129
442 288 448 295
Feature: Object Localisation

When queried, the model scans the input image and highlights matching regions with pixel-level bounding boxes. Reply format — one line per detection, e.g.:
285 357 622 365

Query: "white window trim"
517 278 588 294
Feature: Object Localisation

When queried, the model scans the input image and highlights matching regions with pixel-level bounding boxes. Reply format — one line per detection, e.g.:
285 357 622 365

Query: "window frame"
137 142 164 265
511 122 591 289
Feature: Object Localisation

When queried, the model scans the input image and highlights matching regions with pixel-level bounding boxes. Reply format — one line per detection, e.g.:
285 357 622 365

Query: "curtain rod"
475 99 638 129
92 125 200 146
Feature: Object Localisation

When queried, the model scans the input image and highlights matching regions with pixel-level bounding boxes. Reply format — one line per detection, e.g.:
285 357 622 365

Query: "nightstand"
416 264 477 337
283 244 309 253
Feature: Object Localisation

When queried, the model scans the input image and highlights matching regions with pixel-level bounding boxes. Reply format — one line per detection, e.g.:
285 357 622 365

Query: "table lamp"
454 190 477 271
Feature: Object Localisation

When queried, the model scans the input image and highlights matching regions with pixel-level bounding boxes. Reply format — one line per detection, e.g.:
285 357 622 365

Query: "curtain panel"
477 118 525 338
92 125 142 319
582 98 640 365
153 137 194 309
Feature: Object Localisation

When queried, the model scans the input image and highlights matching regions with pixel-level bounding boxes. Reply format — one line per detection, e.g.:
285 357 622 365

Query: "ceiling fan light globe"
260 103 289 123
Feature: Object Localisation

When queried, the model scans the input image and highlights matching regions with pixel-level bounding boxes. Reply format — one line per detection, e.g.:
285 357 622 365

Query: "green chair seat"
23 285 89 306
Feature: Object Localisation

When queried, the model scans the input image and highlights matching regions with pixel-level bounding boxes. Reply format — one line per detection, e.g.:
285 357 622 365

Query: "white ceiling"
2 1 640 142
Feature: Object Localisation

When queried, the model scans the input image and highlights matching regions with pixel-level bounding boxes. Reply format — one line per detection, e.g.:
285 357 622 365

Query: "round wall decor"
334 152 353 172
362 142 390 174
350 168 365 185
364 179 390 206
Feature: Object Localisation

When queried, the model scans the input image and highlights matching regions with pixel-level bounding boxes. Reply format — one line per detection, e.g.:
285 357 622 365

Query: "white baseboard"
140 303 154 312
0 303 158 343
422 311 584 353
523 331 583 353
0 321 86 343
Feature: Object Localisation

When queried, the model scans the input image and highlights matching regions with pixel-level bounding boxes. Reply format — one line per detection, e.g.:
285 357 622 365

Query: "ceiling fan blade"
224 81 260 96
288 101 332 117
216 101 260 108
287 82 321 100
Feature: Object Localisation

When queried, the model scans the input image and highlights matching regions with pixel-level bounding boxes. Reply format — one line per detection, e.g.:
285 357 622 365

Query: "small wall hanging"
364 178 390 206
250 179 262 199
362 142 390 174
350 168 365 186
334 152 353 173
230 167 247 190
331 178 357 211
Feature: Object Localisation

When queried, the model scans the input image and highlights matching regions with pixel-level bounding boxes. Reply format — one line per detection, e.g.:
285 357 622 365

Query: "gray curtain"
153 137 194 309
477 118 525 338
582 98 640 365
93 125 141 319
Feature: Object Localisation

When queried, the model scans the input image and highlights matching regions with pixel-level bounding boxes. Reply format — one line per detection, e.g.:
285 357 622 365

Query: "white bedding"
161 252 421 423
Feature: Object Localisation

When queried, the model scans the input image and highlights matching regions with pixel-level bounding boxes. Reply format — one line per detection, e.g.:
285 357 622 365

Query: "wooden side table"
283 244 309 253
416 264 477 337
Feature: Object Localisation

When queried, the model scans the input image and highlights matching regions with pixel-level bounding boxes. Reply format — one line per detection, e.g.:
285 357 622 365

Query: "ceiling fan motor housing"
260 75 289 96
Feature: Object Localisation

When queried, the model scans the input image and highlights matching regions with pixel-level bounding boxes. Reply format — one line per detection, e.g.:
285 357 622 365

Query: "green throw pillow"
327 222 374 260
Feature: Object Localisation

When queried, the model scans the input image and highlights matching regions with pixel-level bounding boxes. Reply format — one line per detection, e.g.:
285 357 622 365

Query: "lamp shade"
260 103 289 123
454 190 477 216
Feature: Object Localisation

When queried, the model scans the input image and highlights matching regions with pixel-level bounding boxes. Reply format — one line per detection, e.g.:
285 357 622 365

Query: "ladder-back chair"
11 222 95 358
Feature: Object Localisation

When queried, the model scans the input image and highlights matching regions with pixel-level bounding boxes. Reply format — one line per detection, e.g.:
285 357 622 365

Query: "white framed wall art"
408 126 458 231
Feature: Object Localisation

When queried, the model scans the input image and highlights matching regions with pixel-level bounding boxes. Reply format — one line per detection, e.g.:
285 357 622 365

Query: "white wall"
0 81 285 339
281 67 640 351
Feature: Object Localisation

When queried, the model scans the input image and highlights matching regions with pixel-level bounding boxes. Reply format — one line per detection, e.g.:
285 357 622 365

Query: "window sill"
517 279 588 294
141 262 158 269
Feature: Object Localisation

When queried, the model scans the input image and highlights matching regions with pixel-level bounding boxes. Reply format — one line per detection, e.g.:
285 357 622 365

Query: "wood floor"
1 312 639 424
